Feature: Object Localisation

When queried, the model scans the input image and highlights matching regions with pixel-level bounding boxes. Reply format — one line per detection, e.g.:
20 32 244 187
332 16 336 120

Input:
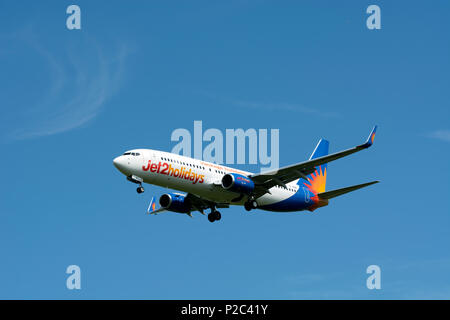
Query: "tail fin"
297 139 329 194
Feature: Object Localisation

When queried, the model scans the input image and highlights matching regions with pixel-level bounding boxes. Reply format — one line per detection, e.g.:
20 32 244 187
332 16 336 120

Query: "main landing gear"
244 199 258 211
208 209 222 223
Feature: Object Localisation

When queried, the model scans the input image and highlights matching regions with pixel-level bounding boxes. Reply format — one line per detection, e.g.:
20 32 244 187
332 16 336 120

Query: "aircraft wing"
250 126 377 194
186 193 230 214
147 194 229 216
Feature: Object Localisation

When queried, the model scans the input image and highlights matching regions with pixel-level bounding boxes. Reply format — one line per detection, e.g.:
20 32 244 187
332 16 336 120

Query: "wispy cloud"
1 28 131 141
391 258 450 299
232 100 340 118
196 90 340 118
283 258 450 299
426 130 450 142
283 271 364 299
284 273 326 285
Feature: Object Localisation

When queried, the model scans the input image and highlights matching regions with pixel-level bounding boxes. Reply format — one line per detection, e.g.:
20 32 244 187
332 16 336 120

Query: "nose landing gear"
127 175 145 194
137 186 145 194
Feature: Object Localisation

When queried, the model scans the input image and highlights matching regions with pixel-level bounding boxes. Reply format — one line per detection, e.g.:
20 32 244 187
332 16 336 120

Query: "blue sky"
0 1 449 299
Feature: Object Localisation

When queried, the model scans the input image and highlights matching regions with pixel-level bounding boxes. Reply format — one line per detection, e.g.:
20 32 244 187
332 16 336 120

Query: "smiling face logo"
303 166 327 194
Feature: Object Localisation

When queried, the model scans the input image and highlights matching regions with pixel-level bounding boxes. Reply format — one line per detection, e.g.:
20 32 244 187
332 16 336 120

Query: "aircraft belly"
257 190 290 205
139 169 308 211
257 190 309 212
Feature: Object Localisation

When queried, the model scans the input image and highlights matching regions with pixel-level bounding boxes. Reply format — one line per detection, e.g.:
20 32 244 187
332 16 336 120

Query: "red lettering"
142 160 151 171
168 164 174 176
184 169 191 179
193 174 200 184
160 163 169 175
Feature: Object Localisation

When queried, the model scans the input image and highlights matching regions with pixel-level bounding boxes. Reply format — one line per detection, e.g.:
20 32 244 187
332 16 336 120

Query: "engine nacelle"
221 173 255 194
159 193 191 213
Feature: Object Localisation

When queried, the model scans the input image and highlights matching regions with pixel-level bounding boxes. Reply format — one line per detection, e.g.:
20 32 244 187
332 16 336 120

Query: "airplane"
113 126 379 223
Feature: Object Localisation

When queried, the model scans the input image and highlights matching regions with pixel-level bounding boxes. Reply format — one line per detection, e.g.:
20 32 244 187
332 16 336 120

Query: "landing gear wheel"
244 202 252 211
208 210 222 222
137 186 144 194
251 200 258 209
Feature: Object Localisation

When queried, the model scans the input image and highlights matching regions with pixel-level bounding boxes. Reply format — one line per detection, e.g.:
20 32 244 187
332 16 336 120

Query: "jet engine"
221 173 255 194
159 193 191 213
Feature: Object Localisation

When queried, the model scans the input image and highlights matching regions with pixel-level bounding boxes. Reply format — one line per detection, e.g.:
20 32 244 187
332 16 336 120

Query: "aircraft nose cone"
113 156 125 171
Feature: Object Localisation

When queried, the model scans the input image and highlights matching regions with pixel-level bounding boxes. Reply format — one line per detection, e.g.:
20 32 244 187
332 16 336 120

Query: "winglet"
360 125 377 149
147 197 156 214
147 196 167 215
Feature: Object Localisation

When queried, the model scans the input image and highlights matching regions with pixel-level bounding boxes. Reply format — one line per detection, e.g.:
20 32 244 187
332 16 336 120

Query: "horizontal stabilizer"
317 181 379 200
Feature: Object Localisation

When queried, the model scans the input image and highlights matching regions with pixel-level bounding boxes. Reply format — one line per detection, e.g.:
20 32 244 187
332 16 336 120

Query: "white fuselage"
113 149 303 209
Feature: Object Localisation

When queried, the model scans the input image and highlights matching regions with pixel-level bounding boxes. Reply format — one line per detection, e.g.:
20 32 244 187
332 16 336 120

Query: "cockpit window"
123 152 140 156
